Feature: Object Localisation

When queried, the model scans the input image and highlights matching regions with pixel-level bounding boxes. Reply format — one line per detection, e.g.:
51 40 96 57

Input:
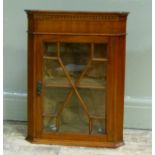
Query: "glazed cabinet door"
35 35 113 141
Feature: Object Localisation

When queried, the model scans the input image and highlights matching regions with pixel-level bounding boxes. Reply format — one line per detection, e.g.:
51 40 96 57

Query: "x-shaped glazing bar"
56 58 92 129
55 43 94 131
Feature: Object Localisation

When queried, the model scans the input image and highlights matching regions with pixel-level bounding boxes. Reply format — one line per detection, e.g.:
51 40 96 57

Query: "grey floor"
3 121 152 155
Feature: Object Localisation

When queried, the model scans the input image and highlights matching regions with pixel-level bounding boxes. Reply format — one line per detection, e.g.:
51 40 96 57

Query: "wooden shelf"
43 56 108 62
43 56 58 60
44 78 106 89
92 58 108 62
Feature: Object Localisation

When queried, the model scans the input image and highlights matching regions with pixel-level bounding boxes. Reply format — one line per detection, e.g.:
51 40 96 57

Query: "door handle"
37 80 42 96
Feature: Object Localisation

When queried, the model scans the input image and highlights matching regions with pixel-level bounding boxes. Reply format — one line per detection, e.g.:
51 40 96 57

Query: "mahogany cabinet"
26 10 128 147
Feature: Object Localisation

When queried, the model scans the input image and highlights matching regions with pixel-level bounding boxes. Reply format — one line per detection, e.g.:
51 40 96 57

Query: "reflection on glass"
60 43 90 81
92 119 106 134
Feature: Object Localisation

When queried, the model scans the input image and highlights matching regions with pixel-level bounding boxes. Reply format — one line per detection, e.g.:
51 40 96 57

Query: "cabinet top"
26 10 129 34
25 10 129 16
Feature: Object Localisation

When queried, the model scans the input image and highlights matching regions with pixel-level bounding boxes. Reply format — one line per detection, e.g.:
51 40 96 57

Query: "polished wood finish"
26 10 128 147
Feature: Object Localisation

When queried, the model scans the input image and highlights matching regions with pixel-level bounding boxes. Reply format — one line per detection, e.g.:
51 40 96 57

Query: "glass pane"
80 62 107 88
44 43 57 57
43 59 69 87
59 94 88 133
60 43 90 82
79 89 106 117
92 119 106 134
42 42 107 135
43 87 71 132
79 88 106 134
94 44 107 58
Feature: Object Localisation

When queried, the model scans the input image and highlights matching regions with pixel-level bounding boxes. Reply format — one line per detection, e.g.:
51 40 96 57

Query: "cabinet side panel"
115 36 126 142
27 33 36 139
114 19 127 142
107 36 125 143
109 19 127 142
111 36 126 143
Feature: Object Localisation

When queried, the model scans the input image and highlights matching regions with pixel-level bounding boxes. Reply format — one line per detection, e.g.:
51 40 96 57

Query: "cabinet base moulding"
26 136 124 148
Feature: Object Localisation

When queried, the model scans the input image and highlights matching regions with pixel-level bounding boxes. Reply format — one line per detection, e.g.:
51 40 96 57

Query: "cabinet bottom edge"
26 136 124 148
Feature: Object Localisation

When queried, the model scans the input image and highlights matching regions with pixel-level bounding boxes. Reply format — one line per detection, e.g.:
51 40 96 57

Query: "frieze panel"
32 14 120 21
